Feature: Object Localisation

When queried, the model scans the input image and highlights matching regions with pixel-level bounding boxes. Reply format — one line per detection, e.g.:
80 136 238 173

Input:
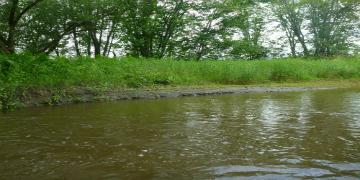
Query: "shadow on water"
0 88 360 179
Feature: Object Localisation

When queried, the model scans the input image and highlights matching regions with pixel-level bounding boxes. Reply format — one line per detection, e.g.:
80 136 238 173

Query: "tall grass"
1 54 360 89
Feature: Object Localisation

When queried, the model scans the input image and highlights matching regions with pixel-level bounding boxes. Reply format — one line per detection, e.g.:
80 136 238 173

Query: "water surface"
1 88 360 179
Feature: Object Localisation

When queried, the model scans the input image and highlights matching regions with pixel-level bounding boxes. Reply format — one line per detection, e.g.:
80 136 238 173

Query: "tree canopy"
0 0 359 59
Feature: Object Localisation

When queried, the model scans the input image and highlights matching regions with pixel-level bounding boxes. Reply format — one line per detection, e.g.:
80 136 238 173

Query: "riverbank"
4 80 358 109
1 54 360 110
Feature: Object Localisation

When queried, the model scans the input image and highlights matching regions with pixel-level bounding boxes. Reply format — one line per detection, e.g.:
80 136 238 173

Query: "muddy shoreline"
18 86 337 108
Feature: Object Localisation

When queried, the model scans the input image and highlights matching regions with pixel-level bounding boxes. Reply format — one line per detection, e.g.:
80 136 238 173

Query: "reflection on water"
0 88 360 179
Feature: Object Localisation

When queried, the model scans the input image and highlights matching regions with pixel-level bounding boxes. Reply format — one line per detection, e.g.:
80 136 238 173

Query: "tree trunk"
7 0 19 54
297 34 309 56
103 23 116 56
73 27 81 56
106 33 116 57
290 44 296 57
87 32 92 56
89 30 101 57
285 29 297 57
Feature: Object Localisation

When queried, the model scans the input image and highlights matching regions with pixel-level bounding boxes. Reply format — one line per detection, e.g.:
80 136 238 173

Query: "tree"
175 0 229 60
0 0 93 55
71 0 124 57
222 0 268 59
121 0 189 58
1 0 358 58
18 0 86 55
273 0 309 56
306 0 358 56
0 0 45 54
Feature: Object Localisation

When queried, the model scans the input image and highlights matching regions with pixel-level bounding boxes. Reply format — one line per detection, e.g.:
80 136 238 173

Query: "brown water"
1 88 360 179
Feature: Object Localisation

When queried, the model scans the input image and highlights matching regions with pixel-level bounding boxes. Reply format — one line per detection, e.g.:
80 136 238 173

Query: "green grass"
2 55 360 88
1 54 360 110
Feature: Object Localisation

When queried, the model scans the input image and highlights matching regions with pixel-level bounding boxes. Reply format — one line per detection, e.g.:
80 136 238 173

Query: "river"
1 88 360 179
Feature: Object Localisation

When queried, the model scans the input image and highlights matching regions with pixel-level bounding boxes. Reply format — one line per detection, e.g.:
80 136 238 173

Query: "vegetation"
0 0 359 58
1 54 359 110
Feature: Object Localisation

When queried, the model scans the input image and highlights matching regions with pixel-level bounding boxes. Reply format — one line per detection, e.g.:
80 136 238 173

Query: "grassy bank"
1 54 360 110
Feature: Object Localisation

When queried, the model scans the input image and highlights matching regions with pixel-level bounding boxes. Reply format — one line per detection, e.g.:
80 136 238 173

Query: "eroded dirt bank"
19 86 337 108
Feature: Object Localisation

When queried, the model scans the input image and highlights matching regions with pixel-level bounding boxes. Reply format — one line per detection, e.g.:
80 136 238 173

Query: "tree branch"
15 0 45 24
36 22 89 54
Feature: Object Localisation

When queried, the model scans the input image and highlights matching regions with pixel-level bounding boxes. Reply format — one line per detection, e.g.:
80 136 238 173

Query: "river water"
1 88 360 179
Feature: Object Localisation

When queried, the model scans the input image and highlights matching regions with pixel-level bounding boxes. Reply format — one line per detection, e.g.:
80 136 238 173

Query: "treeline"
0 0 359 59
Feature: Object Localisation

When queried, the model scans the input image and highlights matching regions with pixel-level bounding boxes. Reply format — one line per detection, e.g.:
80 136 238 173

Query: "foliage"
2 0 357 59
273 0 359 57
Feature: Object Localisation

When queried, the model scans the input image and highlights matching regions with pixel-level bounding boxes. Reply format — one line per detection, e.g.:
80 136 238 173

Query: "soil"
19 86 337 108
